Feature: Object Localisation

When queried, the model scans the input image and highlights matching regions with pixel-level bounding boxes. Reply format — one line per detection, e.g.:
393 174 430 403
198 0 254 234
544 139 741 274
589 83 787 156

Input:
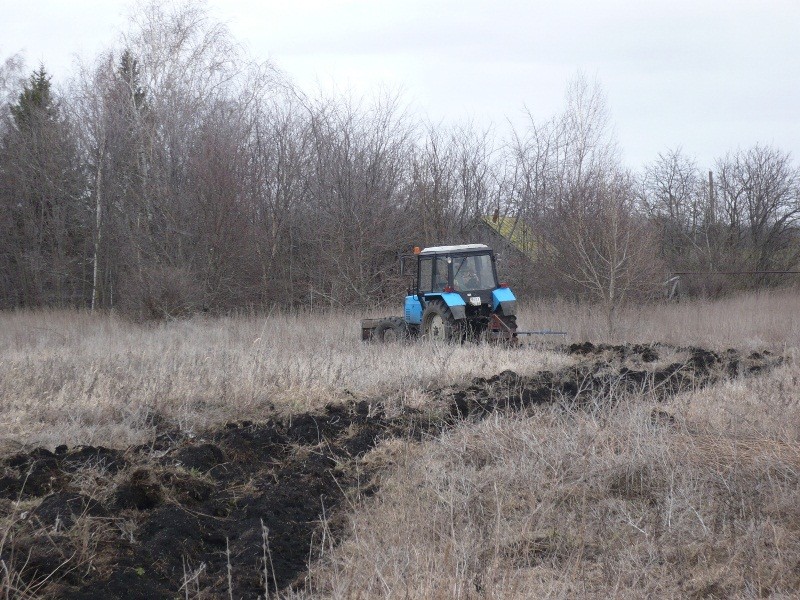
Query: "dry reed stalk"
672 433 800 471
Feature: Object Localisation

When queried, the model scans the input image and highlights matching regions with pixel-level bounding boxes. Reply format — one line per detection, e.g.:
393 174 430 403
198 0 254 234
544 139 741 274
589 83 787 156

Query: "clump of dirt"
32 491 108 529
449 343 778 419
113 468 162 510
0 343 783 598
172 443 225 472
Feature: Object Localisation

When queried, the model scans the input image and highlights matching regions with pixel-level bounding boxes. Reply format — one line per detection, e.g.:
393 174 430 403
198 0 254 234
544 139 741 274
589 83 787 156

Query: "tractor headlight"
469 296 482 306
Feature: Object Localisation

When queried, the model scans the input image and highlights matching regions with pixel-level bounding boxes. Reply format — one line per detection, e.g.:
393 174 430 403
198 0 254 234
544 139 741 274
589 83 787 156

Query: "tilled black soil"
0 343 782 598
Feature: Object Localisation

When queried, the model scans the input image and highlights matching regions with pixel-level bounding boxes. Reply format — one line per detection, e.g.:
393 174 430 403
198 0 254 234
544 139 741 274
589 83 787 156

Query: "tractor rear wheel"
374 317 407 343
422 300 462 342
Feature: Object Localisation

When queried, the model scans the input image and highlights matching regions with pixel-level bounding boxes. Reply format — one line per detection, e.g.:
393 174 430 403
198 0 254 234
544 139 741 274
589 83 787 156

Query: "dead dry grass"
0 309 569 450
520 286 800 348
0 288 797 451
301 358 800 599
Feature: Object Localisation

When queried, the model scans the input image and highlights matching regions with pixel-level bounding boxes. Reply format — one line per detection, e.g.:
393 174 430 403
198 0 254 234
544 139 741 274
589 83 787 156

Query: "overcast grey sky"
4 0 799 169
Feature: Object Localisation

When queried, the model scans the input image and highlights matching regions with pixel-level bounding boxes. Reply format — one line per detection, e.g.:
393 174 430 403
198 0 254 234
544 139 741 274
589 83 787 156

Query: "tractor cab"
415 244 498 306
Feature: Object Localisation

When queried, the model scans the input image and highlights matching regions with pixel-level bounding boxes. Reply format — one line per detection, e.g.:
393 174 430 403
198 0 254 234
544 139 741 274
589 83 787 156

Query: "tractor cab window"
452 254 496 291
433 257 449 291
418 257 433 292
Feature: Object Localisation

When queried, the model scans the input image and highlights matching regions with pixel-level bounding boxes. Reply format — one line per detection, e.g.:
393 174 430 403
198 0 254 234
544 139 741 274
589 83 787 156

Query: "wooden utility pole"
707 170 715 224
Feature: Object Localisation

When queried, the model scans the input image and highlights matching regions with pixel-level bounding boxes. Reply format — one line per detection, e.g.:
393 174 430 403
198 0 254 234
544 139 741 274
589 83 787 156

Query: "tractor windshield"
452 254 496 291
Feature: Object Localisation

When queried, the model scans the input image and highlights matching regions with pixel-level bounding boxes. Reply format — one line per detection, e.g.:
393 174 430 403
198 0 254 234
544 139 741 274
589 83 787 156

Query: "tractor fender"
424 292 466 320
492 287 517 315
404 295 423 325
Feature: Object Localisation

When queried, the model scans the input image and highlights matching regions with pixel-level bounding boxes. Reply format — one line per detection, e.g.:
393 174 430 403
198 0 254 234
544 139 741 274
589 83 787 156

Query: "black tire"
422 300 462 342
374 317 407 343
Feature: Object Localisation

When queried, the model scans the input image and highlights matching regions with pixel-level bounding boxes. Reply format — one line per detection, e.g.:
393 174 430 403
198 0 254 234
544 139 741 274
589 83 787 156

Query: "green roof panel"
482 215 537 261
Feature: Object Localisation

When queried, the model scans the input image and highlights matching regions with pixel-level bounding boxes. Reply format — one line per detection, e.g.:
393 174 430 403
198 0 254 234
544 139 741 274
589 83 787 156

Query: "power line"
671 271 800 275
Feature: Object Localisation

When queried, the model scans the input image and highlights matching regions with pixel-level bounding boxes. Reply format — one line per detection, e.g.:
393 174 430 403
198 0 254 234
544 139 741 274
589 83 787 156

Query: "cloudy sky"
4 0 799 169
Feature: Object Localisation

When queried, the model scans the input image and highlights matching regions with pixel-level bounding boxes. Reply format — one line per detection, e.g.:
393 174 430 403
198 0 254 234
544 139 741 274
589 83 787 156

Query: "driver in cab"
453 264 480 291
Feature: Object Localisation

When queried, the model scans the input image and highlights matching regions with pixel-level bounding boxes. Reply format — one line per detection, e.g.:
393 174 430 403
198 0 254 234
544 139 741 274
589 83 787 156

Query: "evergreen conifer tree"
10 65 57 129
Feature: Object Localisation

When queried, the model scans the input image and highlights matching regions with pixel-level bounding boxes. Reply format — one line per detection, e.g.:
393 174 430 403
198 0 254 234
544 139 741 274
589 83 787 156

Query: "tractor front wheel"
422 300 462 343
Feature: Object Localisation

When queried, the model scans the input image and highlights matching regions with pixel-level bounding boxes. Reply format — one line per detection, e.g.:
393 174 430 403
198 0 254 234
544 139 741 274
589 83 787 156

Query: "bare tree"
715 145 800 278
0 52 24 112
637 148 715 287
408 121 496 244
640 149 703 243
0 52 25 303
410 123 459 244
557 171 662 335
505 74 663 332
300 90 416 307
88 1 282 315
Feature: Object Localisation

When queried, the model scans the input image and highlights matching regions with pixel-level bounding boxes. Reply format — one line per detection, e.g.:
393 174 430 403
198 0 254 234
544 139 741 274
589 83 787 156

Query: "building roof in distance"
481 215 538 261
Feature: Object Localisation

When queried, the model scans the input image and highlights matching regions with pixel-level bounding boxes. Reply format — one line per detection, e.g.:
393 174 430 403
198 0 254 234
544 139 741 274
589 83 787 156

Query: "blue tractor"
362 244 518 343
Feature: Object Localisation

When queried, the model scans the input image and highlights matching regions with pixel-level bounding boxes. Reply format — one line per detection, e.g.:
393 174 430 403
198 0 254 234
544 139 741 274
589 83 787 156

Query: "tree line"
1 3 798 320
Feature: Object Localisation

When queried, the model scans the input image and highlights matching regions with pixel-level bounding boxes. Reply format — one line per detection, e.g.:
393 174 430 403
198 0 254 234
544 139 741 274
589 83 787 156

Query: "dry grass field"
0 288 799 598
1 288 798 451
0 308 571 451
303 364 800 598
